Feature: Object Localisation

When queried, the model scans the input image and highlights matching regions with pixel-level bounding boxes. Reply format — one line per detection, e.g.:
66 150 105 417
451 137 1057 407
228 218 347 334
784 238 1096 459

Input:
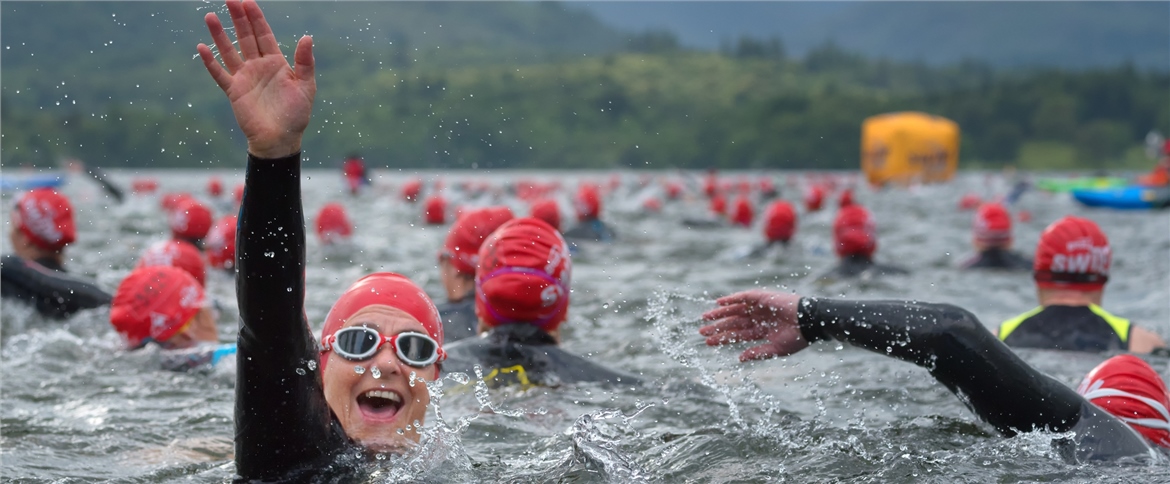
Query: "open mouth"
356 389 403 421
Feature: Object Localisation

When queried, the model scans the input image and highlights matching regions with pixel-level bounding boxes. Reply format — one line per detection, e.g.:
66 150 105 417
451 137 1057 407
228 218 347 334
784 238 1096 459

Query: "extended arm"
0 255 112 319
198 0 338 480
796 298 1083 435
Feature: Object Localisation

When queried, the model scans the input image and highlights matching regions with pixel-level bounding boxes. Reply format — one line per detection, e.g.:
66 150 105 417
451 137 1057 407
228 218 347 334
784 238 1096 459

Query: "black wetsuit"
562 218 617 243
999 305 1130 352
823 255 908 279
960 248 1032 271
442 323 640 388
798 297 1155 462
436 297 478 343
234 153 353 481
0 255 111 319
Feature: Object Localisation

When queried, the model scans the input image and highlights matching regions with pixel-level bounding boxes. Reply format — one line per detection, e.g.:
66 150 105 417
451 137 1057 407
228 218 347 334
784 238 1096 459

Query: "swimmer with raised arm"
198 1 444 479
699 290 1169 462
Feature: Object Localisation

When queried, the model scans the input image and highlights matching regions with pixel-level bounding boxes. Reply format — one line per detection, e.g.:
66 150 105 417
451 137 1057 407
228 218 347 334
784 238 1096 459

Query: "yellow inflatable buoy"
861 112 960 186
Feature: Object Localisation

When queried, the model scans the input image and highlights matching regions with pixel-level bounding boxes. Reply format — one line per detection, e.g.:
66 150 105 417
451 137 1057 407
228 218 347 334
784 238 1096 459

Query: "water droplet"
306 360 317 371
295 367 306 376
286 287 292 292
264 251 275 258
354 366 366 374
370 366 382 379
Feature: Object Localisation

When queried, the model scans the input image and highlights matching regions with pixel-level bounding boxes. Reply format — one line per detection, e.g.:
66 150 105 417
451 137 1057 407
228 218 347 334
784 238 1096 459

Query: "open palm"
699 290 809 362
197 0 315 159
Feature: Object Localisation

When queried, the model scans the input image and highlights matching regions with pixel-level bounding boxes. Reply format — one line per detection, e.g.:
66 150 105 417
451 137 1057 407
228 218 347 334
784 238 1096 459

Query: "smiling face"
322 304 438 451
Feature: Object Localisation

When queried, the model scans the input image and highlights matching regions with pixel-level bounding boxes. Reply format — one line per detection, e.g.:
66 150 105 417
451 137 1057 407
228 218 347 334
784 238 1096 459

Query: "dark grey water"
2 170 1168 482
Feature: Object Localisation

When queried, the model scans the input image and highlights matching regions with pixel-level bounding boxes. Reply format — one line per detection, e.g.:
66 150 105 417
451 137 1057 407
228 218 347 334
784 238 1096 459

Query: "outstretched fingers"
701 303 749 322
197 43 233 92
227 0 260 60
203 12 242 74
703 326 769 346
741 342 785 362
243 0 281 57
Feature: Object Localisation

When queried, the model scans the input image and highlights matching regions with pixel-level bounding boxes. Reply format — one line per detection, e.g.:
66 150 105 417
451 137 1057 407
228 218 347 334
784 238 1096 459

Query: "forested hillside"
3 2 1167 170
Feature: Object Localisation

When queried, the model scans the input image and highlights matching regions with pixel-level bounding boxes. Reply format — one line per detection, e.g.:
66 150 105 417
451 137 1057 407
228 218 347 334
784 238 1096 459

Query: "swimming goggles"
321 327 445 367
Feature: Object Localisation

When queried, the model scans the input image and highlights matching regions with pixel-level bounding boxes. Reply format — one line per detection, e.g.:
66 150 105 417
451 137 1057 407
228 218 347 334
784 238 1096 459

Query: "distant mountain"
580 1 1170 70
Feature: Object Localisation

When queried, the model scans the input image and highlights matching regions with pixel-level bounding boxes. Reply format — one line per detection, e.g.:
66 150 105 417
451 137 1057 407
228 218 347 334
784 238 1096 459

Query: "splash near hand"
196 0 315 159
699 289 808 362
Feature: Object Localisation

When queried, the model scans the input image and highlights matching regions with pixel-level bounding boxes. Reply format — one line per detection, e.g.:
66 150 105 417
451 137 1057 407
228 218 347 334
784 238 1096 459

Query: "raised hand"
197 0 315 159
699 289 808 362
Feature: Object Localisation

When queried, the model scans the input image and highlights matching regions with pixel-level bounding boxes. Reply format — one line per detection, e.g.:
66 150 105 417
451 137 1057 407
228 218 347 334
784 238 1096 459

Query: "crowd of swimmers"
2 0 1169 479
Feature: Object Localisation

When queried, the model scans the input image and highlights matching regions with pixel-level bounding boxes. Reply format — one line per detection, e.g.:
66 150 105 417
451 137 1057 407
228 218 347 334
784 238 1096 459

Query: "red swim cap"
643 197 663 213
131 178 159 194
665 181 683 200
529 199 561 231
137 239 206 287
833 205 876 258
169 199 213 242
110 266 205 349
441 206 515 276
709 194 727 216
13 188 76 251
423 195 447 225
315 202 353 244
837 188 855 208
319 273 444 370
475 218 571 332
1033 216 1110 291
763 200 797 243
402 179 423 203
1077 354 1170 448
575 184 602 221
207 177 224 197
160 192 192 213
804 186 825 212
731 195 754 227
973 202 1012 246
205 215 238 271
959 193 982 211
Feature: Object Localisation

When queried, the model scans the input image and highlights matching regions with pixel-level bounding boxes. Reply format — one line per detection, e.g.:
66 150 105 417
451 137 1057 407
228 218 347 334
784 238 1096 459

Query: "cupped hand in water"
699 289 809 362
196 0 315 159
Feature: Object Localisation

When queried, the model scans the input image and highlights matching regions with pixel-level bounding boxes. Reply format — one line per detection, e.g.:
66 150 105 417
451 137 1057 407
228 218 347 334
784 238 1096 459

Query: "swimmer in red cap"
204 215 238 272
740 200 797 259
169 198 214 249
136 239 207 287
959 202 1032 271
529 199 561 232
440 217 638 388
701 289 1169 461
998 216 1165 353
2 188 111 318
314 202 353 245
422 194 447 225
110 265 236 372
562 183 617 242
198 2 446 478
342 152 369 196
436 206 514 343
823 205 907 279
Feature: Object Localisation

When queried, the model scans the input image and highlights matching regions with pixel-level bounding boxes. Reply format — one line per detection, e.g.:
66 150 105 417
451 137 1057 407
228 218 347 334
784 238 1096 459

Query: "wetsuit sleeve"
797 297 1083 436
0 255 112 319
235 153 346 480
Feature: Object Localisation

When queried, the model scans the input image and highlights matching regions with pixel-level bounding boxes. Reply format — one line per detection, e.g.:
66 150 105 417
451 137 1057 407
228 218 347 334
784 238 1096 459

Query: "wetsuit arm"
235 153 345 480
0 255 112 319
797 297 1083 436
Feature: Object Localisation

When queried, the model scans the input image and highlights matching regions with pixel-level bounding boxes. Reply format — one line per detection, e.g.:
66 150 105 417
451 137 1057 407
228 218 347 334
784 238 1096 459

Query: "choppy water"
2 169 1168 483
